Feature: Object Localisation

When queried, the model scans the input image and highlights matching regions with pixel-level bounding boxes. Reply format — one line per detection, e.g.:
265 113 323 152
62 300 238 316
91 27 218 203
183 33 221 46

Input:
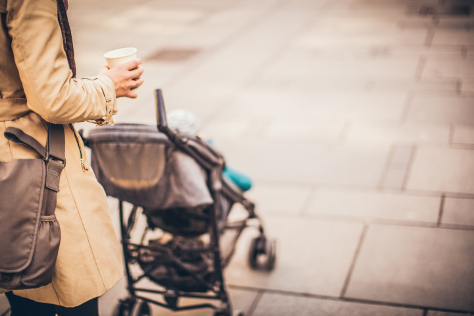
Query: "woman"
0 0 144 314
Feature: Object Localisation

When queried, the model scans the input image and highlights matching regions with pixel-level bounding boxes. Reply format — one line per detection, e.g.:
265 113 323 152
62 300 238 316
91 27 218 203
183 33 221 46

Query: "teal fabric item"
223 165 252 192
206 139 252 191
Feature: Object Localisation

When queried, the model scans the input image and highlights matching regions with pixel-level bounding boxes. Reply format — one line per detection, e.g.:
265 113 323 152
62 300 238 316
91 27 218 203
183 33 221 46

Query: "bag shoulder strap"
45 124 65 192
4 124 65 192
4 127 47 158
4 124 65 159
47 124 66 162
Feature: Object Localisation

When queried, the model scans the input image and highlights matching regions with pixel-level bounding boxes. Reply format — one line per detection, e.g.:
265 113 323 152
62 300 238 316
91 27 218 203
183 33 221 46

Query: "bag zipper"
69 124 87 172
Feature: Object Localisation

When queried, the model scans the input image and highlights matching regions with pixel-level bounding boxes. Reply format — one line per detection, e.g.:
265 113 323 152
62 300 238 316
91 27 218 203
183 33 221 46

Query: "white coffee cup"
104 47 137 68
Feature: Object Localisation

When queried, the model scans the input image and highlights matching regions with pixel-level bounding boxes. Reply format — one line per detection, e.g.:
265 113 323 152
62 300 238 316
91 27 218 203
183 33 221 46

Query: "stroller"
82 90 276 316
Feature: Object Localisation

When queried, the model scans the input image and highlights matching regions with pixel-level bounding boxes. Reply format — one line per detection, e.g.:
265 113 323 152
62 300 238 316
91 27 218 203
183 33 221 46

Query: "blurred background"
2 0 474 315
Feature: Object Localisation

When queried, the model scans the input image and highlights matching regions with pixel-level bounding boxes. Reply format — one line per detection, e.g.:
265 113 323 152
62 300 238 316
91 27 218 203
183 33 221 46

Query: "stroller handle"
155 89 168 129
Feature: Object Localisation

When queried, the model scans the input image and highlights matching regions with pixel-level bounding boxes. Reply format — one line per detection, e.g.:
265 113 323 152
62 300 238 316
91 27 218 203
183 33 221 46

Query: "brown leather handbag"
0 123 65 290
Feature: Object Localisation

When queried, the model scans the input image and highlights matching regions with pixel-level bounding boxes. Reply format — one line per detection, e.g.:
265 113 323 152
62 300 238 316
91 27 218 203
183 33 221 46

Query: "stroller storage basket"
137 236 215 292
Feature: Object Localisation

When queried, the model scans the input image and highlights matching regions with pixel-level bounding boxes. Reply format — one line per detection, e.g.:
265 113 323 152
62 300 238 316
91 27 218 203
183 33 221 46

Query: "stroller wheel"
164 290 179 308
214 309 244 316
248 236 276 271
112 299 133 316
213 308 226 316
130 299 151 316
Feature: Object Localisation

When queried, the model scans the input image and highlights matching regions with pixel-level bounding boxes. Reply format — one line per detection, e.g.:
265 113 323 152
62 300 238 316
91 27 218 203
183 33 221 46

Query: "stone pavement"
2 0 474 315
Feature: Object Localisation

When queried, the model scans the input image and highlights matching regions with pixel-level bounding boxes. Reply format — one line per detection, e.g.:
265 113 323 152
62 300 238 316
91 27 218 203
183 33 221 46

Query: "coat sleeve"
5 0 117 124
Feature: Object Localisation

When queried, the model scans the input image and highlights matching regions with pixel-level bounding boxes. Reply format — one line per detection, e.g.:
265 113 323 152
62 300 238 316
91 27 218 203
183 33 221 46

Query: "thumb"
97 65 110 76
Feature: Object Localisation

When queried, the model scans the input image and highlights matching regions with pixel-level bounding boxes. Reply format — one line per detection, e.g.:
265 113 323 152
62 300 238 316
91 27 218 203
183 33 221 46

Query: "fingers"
102 58 144 98
129 65 144 79
124 76 144 98
127 90 139 99
130 76 144 90
122 58 142 71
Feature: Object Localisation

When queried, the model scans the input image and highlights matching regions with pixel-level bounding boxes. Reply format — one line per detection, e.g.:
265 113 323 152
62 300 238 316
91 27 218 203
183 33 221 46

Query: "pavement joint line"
299 212 474 231
339 223 369 299
449 123 455 146
399 90 414 124
462 46 468 58
437 194 446 227
424 28 435 47
228 284 474 314
456 79 463 95
451 143 474 150
297 184 317 217
252 179 474 199
245 290 264 316
414 55 427 81
379 145 416 190
401 145 417 191
377 144 397 189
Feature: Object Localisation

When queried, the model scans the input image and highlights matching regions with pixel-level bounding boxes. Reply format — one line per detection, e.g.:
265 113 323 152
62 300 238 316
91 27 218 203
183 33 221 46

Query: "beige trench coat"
0 0 123 307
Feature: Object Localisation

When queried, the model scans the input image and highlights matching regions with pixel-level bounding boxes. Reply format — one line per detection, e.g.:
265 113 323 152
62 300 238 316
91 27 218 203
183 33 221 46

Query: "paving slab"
369 77 457 92
294 25 428 48
201 115 345 143
427 311 474 316
453 124 474 145
384 45 463 57
390 146 415 169
442 198 474 227
262 54 421 82
345 224 474 312
261 121 344 143
200 117 255 140
406 147 474 194
221 88 408 122
307 189 440 223
345 122 450 145
423 56 474 79
162 7 315 121
225 216 363 297
431 29 474 46
252 293 424 316
345 4 416 20
208 139 390 187
407 95 474 125
461 82 474 93
240 182 314 215
382 168 410 190
380 145 416 189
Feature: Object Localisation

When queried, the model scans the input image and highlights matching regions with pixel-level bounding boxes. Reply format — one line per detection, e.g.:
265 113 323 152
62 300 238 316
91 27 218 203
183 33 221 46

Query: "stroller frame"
103 90 276 316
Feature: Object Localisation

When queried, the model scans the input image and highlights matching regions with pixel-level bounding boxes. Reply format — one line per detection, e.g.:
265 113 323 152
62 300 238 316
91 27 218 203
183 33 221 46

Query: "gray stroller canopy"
87 124 214 210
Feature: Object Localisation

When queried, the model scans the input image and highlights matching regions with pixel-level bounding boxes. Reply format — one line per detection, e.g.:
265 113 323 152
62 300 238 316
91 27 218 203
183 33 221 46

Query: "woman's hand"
98 59 144 99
